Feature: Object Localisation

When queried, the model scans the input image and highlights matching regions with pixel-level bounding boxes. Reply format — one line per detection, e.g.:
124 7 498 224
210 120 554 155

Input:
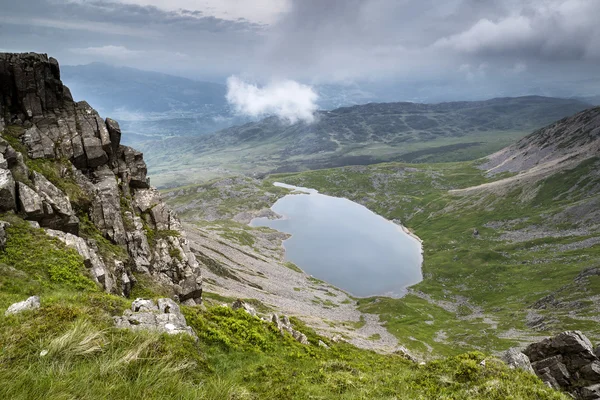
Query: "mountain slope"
164 106 600 363
0 52 568 400
142 96 590 187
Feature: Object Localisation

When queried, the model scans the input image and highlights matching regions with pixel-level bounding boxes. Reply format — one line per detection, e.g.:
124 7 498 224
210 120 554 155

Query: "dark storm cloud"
0 0 599 99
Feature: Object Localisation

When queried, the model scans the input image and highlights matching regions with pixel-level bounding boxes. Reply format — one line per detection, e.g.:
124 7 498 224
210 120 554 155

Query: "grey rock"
90 166 126 244
232 299 257 316
22 125 55 159
581 361 600 383
114 298 196 338
105 118 121 157
0 221 9 250
501 348 535 373
131 298 159 313
580 384 600 400
271 314 309 345
115 146 149 189
318 340 330 349
17 182 44 219
0 169 16 212
524 331 600 399
32 171 79 234
5 295 40 316
133 188 173 230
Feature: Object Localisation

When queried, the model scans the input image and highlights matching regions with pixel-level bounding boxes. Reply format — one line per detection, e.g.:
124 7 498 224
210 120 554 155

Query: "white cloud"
226 76 319 123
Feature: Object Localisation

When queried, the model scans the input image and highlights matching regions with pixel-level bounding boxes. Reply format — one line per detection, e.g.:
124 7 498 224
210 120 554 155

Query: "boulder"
105 118 121 157
5 295 40 316
232 299 257 316
501 348 535 373
523 331 600 399
31 171 79 234
0 168 16 212
17 182 44 219
114 298 196 338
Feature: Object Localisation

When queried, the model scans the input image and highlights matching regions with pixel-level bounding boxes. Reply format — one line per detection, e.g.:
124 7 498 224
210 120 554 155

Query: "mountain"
163 105 600 398
141 96 590 187
61 63 249 143
0 52 570 400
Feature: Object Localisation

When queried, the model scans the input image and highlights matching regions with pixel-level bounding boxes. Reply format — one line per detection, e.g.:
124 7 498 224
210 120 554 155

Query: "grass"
0 210 568 399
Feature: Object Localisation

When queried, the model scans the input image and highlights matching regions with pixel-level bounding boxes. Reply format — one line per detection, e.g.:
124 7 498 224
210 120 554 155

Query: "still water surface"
250 183 423 297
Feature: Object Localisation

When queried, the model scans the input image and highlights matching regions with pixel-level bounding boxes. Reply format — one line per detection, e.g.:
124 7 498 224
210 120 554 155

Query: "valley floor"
165 158 600 359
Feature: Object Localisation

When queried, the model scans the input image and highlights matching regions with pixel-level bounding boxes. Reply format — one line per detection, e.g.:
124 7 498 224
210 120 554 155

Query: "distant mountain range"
138 96 593 188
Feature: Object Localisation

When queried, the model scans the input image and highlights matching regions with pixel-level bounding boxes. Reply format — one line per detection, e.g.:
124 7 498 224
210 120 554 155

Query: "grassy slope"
270 159 600 356
0 215 565 399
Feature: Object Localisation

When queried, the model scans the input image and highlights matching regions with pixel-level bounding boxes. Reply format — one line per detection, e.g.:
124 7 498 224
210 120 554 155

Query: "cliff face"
0 53 202 304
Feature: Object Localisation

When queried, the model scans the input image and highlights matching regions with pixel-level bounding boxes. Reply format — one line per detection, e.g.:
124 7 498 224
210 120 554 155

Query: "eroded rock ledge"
0 52 202 304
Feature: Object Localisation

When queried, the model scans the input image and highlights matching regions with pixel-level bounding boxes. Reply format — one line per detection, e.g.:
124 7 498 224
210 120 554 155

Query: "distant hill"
140 96 591 188
61 63 249 143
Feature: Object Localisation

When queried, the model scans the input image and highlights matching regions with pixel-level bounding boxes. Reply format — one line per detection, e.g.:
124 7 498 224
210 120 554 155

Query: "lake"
250 183 423 297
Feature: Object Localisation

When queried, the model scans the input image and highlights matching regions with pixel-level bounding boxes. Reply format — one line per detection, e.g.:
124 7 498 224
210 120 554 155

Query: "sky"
1 0 600 111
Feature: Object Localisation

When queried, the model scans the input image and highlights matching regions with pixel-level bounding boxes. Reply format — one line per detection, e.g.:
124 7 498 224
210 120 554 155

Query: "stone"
105 118 121 156
0 221 9 250
17 182 44 219
32 171 79 234
133 188 172 230
523 331 600 398
501 348 535 373
580 384 600 400
115 146 149 189
0 169 16 212
318 340 330 349
131 298 159 313
5 296 40 316
271 314 309 345
232 299 257 316
178 275 203 303
114 298 196 338
581 361 600 383
90 166 126 244
22 125 55 159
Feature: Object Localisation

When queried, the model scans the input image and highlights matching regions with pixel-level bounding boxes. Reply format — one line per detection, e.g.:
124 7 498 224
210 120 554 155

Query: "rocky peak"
0 52 202 304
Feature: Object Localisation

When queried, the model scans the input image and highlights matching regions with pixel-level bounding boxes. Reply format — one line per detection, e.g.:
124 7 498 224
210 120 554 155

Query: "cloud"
434 0 600 61
70 45 144 59
226 76 319 123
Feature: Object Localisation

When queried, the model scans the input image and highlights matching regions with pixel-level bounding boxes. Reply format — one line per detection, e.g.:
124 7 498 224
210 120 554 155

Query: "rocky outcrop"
501 348 535 373
517 331 600 399
232 299 257 316
114 298 196 337
5 296 40 316
45 228 125 295
271 314 309 345
0 53 202 304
